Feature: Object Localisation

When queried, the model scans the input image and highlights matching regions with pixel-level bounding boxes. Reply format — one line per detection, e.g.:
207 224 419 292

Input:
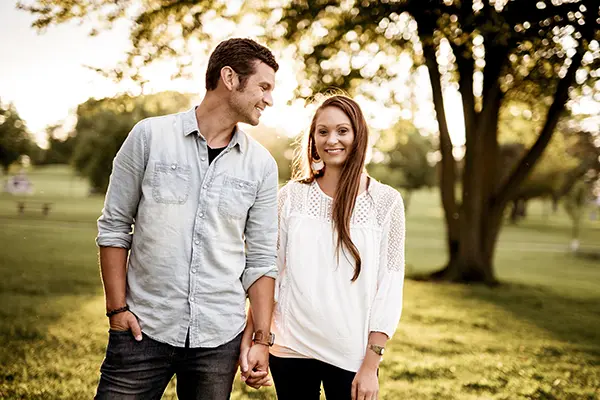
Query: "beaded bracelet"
106 305 130 318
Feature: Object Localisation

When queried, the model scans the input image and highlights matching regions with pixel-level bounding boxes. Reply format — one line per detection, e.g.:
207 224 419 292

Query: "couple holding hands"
94 38 405 400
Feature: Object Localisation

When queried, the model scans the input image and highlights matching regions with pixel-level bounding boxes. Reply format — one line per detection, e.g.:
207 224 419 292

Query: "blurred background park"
1 0 599 399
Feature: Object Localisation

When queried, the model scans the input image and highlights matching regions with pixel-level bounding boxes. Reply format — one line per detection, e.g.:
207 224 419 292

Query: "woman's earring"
311 159 324 172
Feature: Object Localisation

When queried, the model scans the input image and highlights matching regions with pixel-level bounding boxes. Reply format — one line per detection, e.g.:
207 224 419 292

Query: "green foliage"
33 125 79 166
43 126 76 164
500 133 579 201
0 101 34 174
563 179 592 240
246 126 295 184
71 91 192 192
19 1 599 93
18 0 600 280
499 101 598 202
268 0 599 99
367 121 436 200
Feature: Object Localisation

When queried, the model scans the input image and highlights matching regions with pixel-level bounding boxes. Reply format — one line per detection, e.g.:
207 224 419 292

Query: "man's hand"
351 364 379 400
109 311 142 341
239 343 272 389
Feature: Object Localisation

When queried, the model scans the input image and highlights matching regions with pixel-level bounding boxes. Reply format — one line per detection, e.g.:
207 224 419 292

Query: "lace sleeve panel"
386 194 406 272
276 182 291 251
274 182 292 303
368 189 406 337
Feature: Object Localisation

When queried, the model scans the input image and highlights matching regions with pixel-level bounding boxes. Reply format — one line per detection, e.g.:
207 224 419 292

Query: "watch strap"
252 330 275 346
368 343 385 356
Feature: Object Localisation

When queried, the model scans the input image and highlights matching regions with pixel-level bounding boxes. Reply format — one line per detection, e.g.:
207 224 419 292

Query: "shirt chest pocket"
218 175 258 220
152 162 192 204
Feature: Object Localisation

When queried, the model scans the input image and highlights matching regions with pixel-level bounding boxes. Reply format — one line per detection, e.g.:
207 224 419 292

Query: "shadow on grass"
457 281 600 356
575 248 600 261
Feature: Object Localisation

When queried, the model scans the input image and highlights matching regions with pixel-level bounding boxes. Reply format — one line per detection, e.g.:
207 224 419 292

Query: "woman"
241 95 405 400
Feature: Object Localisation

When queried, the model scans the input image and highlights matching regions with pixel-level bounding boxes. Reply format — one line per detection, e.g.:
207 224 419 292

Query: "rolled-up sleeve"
369 193 406 338
241 156 279 291
96 120 147 249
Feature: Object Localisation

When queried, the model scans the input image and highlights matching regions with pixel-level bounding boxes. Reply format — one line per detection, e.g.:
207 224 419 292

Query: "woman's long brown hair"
292 95 369 282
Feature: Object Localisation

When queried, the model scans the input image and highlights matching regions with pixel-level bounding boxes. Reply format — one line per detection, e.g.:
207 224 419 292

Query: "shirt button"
201 157 206 161
199 212 204 217
192 268 197 274
171 163 177 170
190 297 195 302
203 185 207 189
238 183 243 188
194 240 200 245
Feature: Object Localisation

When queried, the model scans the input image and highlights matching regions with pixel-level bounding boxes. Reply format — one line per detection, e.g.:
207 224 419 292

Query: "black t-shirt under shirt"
207 146 226 164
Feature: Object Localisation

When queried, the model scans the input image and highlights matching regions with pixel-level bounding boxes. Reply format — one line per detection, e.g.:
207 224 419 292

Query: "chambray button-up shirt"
97 107 278 348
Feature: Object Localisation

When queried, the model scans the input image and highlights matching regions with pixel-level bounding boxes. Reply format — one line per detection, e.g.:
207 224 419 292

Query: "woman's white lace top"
270 179 405 372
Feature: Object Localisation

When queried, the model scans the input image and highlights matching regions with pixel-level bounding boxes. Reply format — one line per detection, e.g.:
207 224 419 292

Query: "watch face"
370 344 384 355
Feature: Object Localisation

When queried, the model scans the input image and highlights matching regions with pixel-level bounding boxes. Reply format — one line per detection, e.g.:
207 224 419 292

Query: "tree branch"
424 42 460 234
493 48 585 209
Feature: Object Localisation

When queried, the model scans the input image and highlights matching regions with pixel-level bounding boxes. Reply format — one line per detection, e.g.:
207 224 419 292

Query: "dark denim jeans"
95 330 242 400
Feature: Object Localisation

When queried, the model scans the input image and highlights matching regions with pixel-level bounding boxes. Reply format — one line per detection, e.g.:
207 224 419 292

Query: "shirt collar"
182 107 247 154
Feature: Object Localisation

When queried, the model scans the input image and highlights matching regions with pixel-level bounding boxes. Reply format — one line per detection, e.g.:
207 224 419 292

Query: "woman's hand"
239 342 272 389
351 363 379 400
239 306 272 389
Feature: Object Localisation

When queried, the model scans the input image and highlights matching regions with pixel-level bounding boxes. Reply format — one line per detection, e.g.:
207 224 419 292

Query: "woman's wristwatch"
368 343 385 356
252 330 275 347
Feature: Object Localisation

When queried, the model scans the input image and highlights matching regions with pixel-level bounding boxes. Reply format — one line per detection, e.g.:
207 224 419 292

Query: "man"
95 38 279 399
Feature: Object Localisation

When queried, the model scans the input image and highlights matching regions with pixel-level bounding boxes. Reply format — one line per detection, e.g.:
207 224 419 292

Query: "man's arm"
99 247 142 340
246 277 275 334
96 121 148 340
243 277 275 379
240 156 279 377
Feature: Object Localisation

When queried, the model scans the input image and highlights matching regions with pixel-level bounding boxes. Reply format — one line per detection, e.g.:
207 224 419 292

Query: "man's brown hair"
205 38 279 91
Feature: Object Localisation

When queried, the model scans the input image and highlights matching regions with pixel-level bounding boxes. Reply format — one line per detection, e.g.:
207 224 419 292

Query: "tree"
498 101 598 222
0 101 32 175
246 126 295 184
38 124 77 165
368 120 436 211
19 0 600 284
563 179 592 251
270 0 599 284
72 92 192 193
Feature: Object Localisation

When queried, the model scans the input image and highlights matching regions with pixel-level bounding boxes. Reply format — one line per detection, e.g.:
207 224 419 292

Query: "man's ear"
220 66 238 91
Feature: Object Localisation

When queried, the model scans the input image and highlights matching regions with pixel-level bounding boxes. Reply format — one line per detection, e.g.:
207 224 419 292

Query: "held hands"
351 364 379 400
239 336 272 389
109 311 143 341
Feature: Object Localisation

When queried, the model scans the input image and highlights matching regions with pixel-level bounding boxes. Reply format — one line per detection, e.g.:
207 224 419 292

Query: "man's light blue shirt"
97 107 278 348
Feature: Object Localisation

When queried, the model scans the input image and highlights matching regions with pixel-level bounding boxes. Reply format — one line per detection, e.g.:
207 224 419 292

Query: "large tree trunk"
423 18 587 284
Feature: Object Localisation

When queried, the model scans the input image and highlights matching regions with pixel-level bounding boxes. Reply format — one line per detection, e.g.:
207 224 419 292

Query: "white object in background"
570 239 580 252
4 171 34 195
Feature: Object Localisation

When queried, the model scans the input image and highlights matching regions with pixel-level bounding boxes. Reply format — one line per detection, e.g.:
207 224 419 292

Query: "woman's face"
313 106 355 169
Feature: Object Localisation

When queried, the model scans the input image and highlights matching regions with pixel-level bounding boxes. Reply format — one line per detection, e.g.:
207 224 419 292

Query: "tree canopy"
0 100 34 175
18 0 600 283
368 120 436 210
72 92 192 192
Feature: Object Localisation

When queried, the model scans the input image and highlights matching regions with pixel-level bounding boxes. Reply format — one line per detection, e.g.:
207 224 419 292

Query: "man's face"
229 61 275 126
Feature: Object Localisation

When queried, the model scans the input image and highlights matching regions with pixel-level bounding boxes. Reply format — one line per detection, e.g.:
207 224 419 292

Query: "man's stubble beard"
229 92 257 126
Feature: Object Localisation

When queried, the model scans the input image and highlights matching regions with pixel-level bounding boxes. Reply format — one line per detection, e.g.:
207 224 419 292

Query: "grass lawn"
1 166 599 399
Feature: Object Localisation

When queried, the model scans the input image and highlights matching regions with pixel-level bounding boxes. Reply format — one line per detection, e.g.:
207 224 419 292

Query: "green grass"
1 166 599 399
